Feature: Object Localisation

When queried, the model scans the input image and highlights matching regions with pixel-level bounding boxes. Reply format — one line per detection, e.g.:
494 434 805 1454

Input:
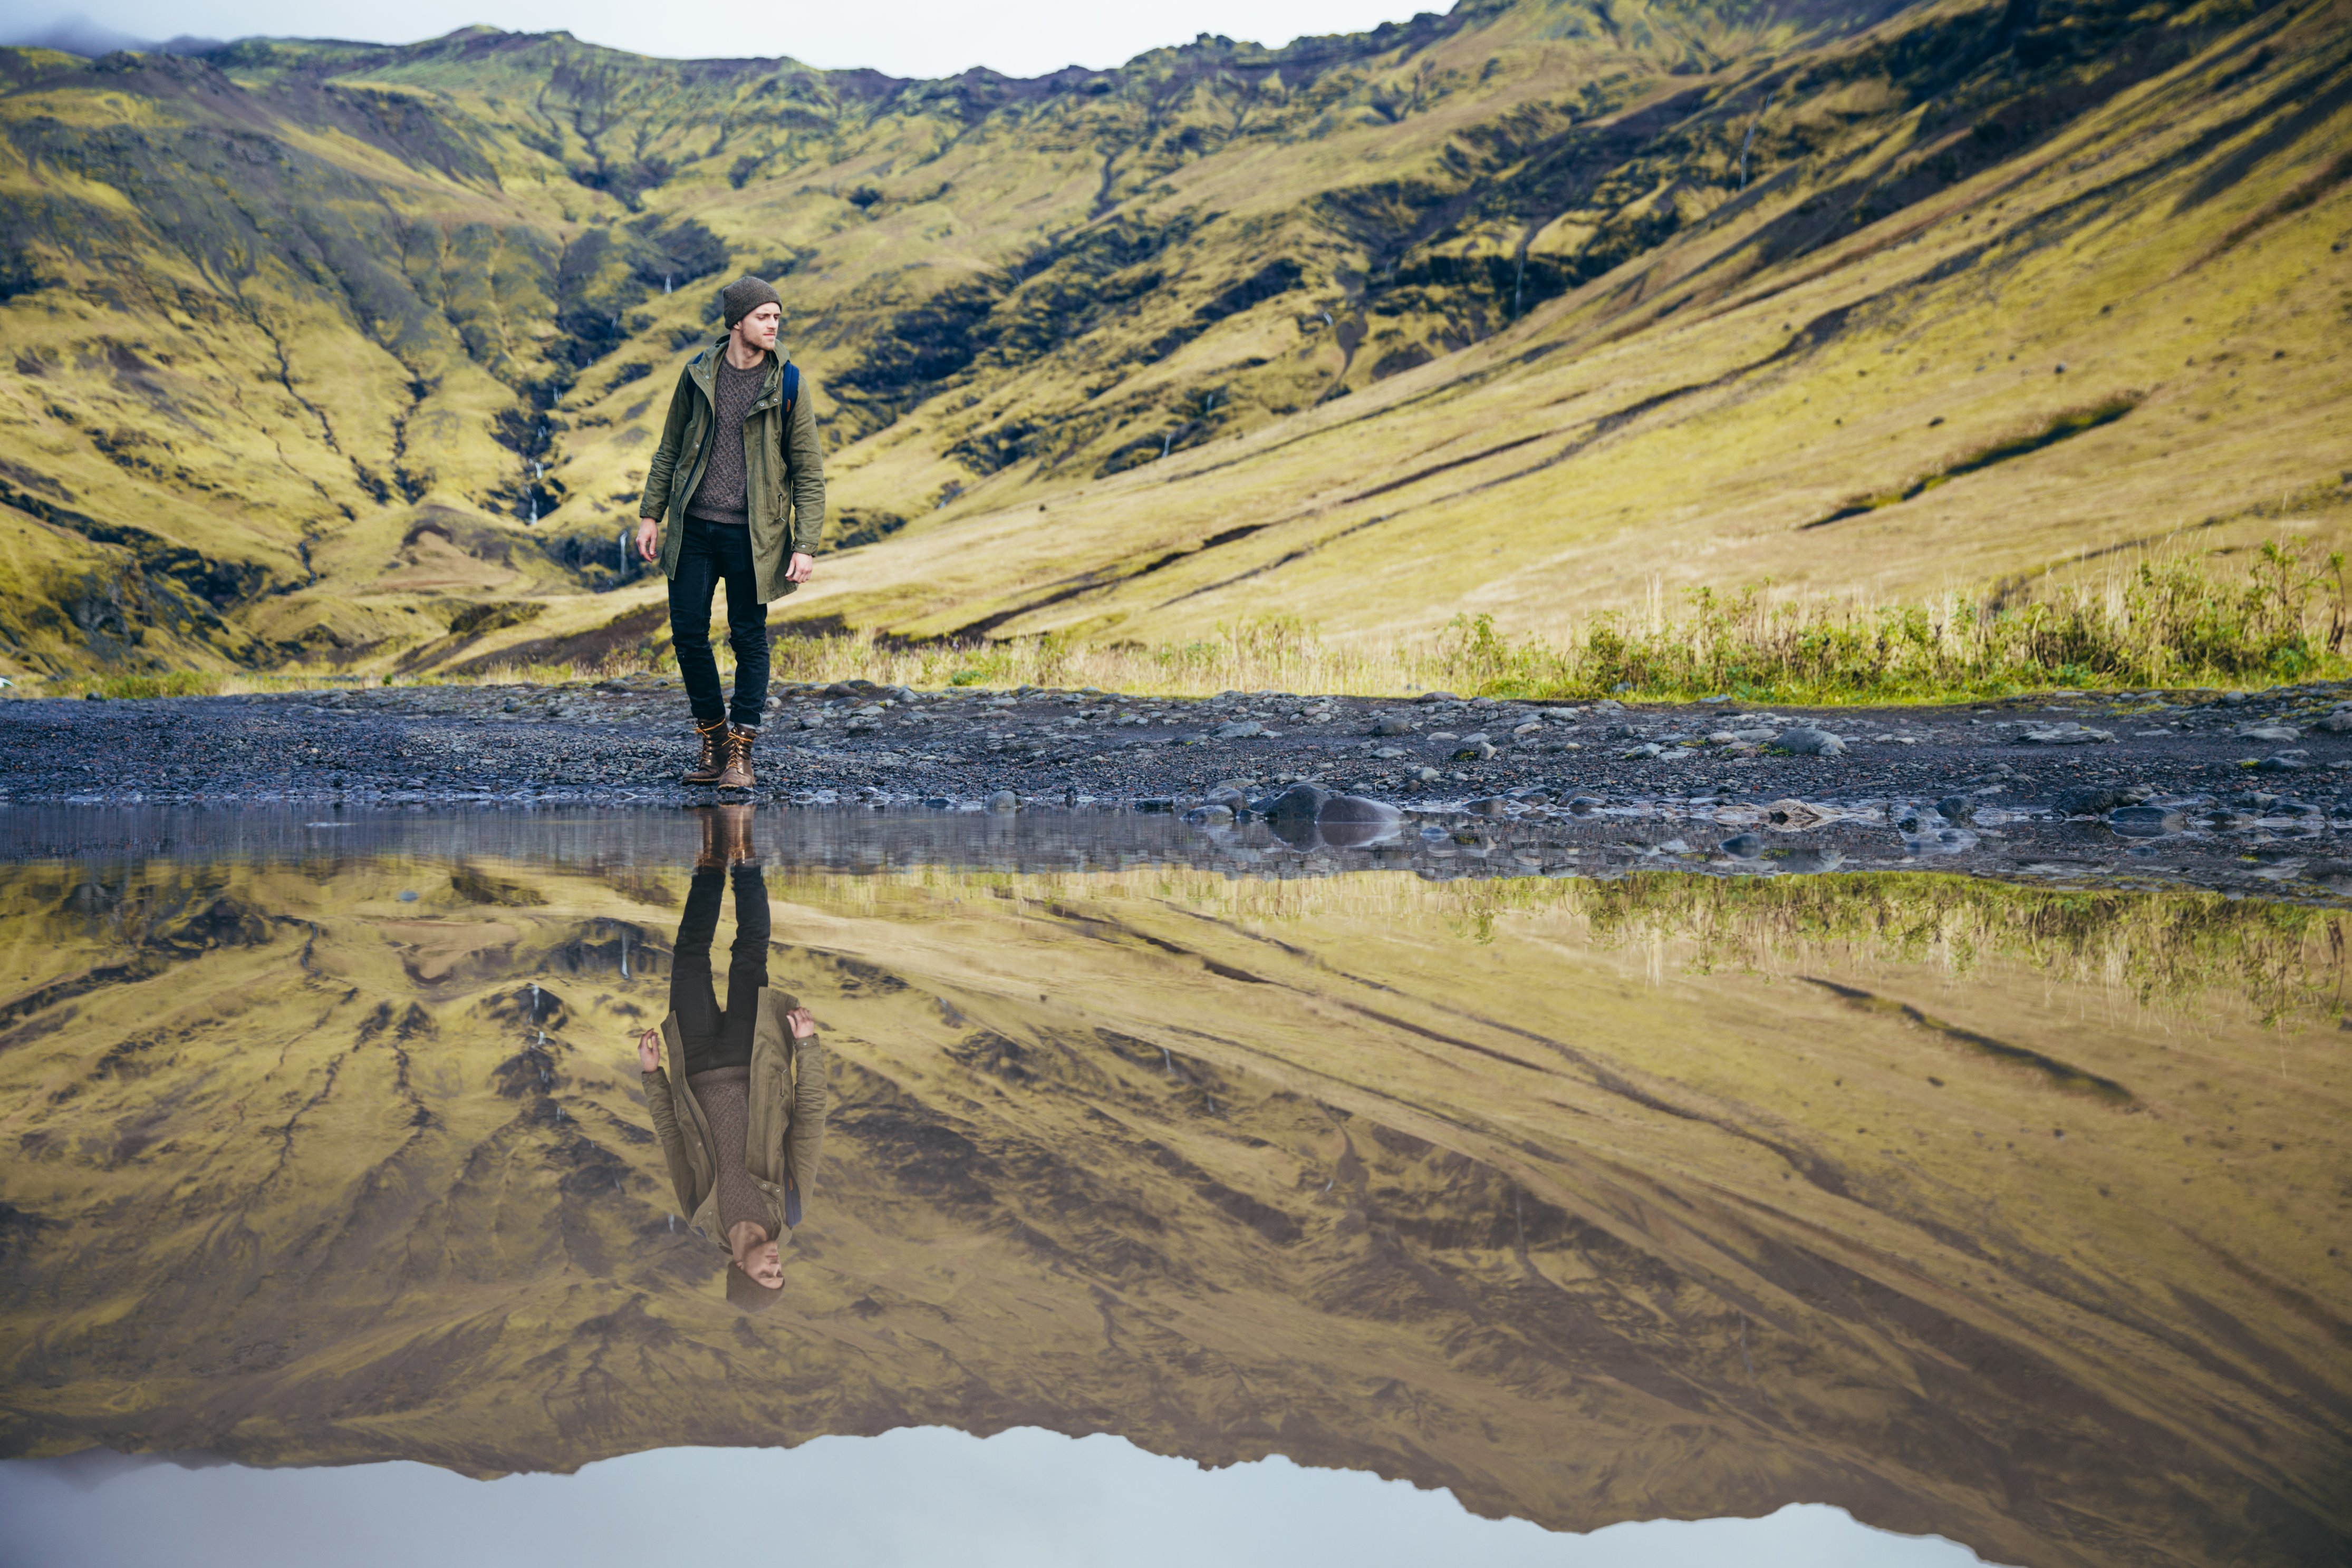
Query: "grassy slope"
0 860 2341 1566
0 0 2345 679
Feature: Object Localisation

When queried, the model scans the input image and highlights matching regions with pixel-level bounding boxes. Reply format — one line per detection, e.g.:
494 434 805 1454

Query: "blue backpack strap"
782 360 799 418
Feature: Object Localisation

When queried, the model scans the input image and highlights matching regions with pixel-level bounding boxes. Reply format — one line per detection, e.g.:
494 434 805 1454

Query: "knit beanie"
721 275 781 329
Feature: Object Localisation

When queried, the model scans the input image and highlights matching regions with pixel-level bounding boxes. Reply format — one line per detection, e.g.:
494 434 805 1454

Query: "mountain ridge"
0 0 2345 677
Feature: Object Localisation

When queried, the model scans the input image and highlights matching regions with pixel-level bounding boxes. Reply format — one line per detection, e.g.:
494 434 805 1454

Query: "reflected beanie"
721 275 781 329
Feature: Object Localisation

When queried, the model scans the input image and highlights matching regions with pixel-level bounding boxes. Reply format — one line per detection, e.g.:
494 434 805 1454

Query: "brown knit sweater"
687 1066 767 1237
685 356 766 526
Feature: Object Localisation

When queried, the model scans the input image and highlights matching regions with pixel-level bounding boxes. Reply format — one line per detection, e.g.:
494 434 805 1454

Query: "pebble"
987 790 1018 814
1720 833 1763 857
1935 794 1974 823
1370 714 1415 737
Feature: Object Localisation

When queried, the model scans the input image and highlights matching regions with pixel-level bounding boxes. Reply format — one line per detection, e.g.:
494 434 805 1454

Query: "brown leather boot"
716 724 757 789
691 807 722 870
681 718 728 784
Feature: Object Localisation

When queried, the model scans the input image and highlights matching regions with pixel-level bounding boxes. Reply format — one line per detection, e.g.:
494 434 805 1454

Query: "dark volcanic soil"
8 675 2352 897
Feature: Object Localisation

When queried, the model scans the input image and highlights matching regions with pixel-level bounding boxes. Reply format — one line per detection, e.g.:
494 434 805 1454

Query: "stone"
1204 785 1246 806
1730 728 1776 744
2221 690 2248 705
922 796 953 809
1720 833 1763 857
2315 712 2352 732
1136 797 1175 812
1511 721 1542 738
1935 794 1974 823
2257 754 2310 771
2238 725 2301 742
1257 782 1330 823
1621 743 1663 760
1540 708 1581 721
1415 767 1442 782
1466 796 1511 816
1760 798 1833 828
1213 720 1267 739
1415 691 1458 703
1567 795 1604 813
2052 786 2131 817
1454 742 1497 761
987 790 1018 814
1184 804 1236 825
2018 723 2115 744
2108 804 2184 837
1317 794 1403 847
1370 714 1415 737
1773 727 1846 756
1428 732 1460 744
1460 732 1491 747
1374 746 1407 760
1707 731 1738 746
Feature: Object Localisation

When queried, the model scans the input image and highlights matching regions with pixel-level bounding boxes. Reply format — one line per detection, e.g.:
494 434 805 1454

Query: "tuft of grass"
80 671 221 700
60 541 2350 706
746 538 2352 702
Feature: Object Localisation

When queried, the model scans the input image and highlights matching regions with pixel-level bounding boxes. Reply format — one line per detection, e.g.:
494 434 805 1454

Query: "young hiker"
636 275 827 789
635 805 830 1308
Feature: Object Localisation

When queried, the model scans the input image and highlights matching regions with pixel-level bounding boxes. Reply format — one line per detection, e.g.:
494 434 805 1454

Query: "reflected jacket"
642 987 830 1244
636 342 827 604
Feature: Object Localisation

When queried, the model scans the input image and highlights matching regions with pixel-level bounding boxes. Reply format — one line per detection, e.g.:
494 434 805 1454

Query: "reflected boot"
717 802 758 866
681 718 728 784
716 724 757 790
691 807 722 870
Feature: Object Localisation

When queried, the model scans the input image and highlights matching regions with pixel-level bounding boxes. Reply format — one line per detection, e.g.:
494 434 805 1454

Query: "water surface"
0 809 2343 1568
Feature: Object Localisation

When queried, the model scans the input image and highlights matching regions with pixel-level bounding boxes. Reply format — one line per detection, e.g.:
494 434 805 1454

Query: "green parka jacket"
642 987 831 1245
636 342 826 604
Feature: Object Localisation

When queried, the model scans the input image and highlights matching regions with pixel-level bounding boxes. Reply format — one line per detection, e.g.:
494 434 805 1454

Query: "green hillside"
0 0 2347 680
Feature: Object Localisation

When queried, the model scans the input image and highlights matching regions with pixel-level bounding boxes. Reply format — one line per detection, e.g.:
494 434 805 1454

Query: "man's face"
735 303 781 354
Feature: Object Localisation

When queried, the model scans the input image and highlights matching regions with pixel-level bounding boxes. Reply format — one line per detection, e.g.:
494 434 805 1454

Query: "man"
635 804 829 1308
637 275 826 790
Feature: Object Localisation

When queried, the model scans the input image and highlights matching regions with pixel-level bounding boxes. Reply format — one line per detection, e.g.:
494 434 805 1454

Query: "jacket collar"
689 342 783 409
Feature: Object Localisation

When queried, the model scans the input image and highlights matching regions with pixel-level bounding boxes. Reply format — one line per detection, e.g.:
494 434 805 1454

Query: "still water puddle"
0 809 2343 1568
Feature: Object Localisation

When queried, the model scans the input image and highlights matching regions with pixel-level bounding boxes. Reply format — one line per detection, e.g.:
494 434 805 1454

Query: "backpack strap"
782 360 799 419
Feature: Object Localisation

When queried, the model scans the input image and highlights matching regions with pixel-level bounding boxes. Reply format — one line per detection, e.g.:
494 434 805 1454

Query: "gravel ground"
7 674 2352 897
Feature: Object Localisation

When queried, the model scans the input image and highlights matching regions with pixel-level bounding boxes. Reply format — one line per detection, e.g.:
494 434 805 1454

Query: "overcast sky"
4 2 1449 79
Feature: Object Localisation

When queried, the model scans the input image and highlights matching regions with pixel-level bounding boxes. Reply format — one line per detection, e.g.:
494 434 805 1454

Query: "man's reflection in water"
635 805 829 1309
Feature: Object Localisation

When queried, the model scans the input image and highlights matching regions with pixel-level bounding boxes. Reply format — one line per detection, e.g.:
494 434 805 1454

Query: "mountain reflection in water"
0 810 2344 1568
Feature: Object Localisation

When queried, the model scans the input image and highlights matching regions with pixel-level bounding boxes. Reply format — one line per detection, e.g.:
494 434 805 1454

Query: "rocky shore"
7 674 2352 897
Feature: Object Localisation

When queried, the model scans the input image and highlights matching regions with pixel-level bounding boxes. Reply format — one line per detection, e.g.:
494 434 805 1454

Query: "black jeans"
670 866 770 1076
669 515 769 729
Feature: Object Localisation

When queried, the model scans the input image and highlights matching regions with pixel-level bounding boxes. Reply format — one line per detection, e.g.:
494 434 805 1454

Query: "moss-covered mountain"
0 0 2346 676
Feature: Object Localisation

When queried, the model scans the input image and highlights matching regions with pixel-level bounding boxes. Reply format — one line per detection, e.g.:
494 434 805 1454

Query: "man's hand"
635 518 659 562
637 1028 662 1073
785 1006 816 1040
785 551 814 584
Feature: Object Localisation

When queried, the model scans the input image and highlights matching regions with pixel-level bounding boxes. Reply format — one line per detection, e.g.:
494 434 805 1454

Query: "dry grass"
45 540 2351 704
